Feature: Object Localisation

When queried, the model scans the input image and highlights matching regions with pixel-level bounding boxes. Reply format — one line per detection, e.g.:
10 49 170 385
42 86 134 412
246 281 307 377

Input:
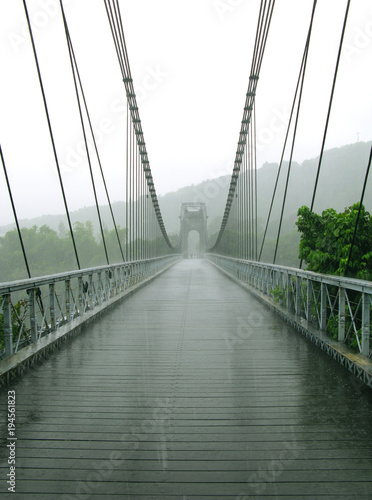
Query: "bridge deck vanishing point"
1 259 372 499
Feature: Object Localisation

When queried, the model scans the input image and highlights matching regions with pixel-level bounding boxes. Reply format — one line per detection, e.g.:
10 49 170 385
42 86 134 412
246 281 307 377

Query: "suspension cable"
59 1 125 263
299 0 351 269
211 0 276 251
0 145 31 279
344 145 372 277
258 41 309 261
126 102 129 261
273 0 317 265
254 104 258 259
104 0 173 250
309 0 351 214
59 2 110 265
22 0 80 270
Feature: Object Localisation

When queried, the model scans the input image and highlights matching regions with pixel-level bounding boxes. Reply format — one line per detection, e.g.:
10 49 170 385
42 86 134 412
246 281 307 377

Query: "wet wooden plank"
0 259 372 499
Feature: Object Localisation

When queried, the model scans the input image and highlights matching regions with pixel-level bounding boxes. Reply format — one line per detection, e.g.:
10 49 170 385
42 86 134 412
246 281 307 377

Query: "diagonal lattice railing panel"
0 256 179 360
207 254 372 358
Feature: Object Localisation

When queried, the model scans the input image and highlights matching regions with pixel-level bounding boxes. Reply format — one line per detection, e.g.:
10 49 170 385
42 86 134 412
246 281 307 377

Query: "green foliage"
0 297 29 352
0 223 128 282
270 285 285 304
296 203 372 280
327 315 339 341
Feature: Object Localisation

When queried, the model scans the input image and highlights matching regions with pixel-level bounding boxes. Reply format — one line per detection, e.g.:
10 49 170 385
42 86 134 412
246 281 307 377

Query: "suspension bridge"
1 1 372 498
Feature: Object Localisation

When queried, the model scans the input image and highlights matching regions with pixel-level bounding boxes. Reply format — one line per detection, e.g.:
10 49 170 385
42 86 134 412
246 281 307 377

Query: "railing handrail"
0 255 177 294
207 254 372 293
0 254 181 363
207 253 372 360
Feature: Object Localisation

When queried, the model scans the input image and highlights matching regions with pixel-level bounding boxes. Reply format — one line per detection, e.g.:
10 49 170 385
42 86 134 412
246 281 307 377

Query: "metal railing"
207 254 372 357
0 255 179 360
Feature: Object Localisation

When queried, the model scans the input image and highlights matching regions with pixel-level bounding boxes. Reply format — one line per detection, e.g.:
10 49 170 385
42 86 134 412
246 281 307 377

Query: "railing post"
109 269 113 297
105 270 110 300
320 282 327 331
124 267 128 290
254 265 258 289
65 279 71 322
278 272 284 306
28 288 38 343
88 273 93 309
78 277 83 314
296 276 301 317
271 270 277 293
49 283 56 331
129 266 132 287
112 268 117 295
286 274 292 312
338 287 345 342
268 270 273 296
306 278 312 321
265 269 269 295
361 292 370 356
97 272 102 303
119 267 124 290
260 267 264 293
3 294 13 357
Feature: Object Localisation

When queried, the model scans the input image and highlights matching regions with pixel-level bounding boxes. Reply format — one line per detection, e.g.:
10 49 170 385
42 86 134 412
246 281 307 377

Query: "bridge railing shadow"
0 255 179 362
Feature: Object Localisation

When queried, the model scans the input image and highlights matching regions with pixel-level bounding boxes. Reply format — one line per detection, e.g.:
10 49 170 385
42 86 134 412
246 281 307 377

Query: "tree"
73 221 102 268
296 203 372 280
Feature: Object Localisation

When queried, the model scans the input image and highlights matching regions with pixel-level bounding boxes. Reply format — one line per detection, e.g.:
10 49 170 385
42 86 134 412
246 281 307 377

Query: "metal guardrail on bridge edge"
0 255 180 362
206 254 372 362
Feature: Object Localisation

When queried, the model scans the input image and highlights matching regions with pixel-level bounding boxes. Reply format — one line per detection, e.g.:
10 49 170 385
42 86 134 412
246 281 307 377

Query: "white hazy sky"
1 0 371 226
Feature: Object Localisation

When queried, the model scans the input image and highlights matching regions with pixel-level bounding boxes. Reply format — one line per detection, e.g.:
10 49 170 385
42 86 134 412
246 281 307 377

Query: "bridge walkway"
1 259 372 499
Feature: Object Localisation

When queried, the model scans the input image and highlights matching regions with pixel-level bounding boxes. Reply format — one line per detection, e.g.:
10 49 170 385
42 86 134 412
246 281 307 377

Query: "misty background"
1 1 371 219
1 140 371 281
0 1 371 281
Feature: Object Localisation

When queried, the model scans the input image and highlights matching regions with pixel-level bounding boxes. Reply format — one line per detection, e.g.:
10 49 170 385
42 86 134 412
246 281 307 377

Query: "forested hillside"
1 141 371 281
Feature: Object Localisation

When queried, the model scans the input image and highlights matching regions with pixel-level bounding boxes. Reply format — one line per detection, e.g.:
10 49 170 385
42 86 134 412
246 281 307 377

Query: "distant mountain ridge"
1 141 371 239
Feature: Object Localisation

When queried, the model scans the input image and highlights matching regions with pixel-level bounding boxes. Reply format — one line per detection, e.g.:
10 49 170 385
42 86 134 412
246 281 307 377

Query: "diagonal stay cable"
309 0 351 214
344 145 372 277
59 1 110 265
260 0 317 262
22 0 81 270
59 1 125 263
300 0 352 269
273 0 317 265
0 145 31 278
258 42 309 261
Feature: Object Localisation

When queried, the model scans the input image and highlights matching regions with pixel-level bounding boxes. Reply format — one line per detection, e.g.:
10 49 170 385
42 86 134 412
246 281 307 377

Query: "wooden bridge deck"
1 259 372 499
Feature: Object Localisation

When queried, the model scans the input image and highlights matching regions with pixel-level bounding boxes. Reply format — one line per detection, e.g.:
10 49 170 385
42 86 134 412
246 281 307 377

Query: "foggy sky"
1 0 371 226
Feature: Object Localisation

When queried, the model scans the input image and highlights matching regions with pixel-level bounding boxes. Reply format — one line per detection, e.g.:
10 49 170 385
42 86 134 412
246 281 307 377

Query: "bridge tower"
179 203 209 258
